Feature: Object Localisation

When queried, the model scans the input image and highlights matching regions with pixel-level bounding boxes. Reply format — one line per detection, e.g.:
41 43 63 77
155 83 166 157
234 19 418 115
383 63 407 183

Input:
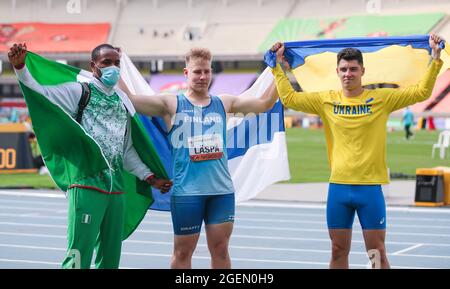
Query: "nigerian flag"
18 52 168 239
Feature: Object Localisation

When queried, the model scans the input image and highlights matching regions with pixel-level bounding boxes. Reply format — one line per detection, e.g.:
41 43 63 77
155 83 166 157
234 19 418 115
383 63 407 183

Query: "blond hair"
185 47 212 65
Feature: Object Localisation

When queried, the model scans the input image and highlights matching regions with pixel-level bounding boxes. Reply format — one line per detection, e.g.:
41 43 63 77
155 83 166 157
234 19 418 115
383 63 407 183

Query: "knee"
173 246 195 261
331 243 350 260
209 241 229 259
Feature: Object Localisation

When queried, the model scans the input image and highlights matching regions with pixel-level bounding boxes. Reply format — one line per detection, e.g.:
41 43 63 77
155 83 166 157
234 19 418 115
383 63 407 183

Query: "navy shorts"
327 183 386 230
170 193 235 235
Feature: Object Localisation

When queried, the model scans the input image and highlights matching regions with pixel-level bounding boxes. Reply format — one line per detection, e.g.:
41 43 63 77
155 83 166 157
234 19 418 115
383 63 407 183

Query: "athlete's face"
184 58 212 94
336 59 365 91
90 48 121 79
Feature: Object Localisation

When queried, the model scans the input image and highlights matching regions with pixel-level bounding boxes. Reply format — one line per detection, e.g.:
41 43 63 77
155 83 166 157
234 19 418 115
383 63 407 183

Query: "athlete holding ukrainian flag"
270 34 444 269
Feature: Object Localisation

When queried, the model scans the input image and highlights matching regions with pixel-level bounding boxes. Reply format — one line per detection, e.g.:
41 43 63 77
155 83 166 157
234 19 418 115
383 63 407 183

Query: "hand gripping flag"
264 35 449 91
17 52 168 239
120 54 291 210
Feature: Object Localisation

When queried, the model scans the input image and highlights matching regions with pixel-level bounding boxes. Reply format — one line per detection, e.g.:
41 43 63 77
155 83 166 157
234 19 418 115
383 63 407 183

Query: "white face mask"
96 65 120 87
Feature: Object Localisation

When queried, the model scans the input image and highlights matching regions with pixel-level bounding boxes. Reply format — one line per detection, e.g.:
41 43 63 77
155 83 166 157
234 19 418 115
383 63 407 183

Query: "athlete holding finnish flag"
119 48 278 269
270 34 444 269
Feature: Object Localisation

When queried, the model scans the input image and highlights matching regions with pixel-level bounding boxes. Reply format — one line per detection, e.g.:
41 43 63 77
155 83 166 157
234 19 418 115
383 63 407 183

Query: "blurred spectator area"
0 99 29 124
0 0 450 122
0 0 449 58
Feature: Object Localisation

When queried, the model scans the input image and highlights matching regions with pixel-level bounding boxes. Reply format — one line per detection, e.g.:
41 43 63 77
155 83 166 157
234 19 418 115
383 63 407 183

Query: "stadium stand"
0 0 448 57
148 72 256 96
410 71 450 114
0 0 119 23
209 73 256 95
0 0 449 115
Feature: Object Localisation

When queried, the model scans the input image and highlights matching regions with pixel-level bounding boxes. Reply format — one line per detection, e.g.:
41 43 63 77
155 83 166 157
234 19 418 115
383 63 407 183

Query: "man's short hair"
337 48 363 66
185 47 212 65
91 43 116 61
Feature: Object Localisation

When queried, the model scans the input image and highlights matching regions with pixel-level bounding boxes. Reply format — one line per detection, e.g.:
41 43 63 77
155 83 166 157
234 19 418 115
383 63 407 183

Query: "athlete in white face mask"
8 43 173 269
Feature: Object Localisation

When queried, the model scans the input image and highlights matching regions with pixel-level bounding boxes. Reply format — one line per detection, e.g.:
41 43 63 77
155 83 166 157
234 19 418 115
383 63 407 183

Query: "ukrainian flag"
265 35 449 91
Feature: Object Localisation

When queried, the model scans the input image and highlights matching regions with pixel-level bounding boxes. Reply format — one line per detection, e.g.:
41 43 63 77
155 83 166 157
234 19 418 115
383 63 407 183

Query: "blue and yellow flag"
265 35 449 91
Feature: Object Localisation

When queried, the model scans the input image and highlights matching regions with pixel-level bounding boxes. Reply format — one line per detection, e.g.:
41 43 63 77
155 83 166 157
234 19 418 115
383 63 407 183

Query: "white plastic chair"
432 130 450 159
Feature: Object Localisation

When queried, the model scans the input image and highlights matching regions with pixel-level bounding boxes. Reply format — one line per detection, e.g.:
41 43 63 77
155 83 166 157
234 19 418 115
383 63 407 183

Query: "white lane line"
139 224 450 238
392 244 423 255
0 257 137 269
239 202 326 210
2 190 449 214
2 198 450 224
0 244 437 269
0 191 64 199
4 212 449 230
0 222 66 229
0 240 445 265
2 221 450 238
393 253 450 260
171 208 450 225
0 213 66 219
0 244 363 268
0 232 66 239
0 205 66 213
149 211 450 224
239 201 450 214
236 211 450 223
0 244 63 251
234 219 450 230
0 258 60 266
0 205 450 229
130 240 354 255
0 199 66 206
2 206 450 231
137 227 450 239
2 211 450 230
2 230 450 247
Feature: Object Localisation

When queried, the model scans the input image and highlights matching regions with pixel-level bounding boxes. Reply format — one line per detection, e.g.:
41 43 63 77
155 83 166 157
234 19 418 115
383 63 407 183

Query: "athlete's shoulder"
372 87 397 97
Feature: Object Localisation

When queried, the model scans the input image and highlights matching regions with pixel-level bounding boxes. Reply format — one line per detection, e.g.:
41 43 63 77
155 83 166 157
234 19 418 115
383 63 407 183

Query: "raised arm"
118 78 176 117
222 81 278 114
9 43 82 115
384 34 444 112
270 42 323 114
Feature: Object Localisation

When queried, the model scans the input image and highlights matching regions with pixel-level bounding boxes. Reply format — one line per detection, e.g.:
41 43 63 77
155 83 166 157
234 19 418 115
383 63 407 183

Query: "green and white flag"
18 52 168 239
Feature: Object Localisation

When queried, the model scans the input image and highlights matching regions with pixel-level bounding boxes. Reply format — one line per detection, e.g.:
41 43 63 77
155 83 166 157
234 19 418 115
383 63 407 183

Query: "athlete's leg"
171 233 201 269
170 195 205 269
62 187 106 269
204 194 235 269
94 193 125 269
327 184 356 269
328 229 352 269
205 223 233 268
362 230 390 269
355 185 390 269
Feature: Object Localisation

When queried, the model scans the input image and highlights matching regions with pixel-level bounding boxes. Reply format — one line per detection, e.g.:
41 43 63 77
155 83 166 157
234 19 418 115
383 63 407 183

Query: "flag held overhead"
265 35 449 91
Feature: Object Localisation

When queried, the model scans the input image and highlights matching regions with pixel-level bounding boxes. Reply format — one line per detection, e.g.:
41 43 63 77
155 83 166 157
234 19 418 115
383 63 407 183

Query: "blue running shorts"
327 183 386 230
170 193 235 235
